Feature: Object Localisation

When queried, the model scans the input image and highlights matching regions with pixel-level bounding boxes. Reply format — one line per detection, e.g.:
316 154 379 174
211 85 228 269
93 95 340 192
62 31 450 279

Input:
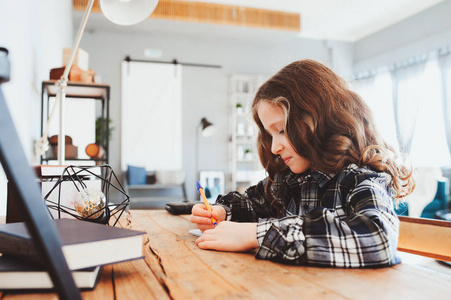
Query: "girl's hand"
195 221 258 252
190 204 226 232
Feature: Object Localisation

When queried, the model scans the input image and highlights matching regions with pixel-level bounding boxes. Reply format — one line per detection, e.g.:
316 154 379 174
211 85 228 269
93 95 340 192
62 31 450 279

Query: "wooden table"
2 210 451 299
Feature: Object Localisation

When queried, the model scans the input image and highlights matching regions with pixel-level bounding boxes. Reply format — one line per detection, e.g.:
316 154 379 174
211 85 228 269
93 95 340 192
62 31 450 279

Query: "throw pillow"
127 165 147 185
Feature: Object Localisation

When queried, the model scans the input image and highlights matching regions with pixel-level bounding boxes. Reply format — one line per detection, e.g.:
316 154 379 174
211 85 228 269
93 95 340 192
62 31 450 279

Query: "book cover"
0 218 145 270
34 165 70 177
0 255 102 291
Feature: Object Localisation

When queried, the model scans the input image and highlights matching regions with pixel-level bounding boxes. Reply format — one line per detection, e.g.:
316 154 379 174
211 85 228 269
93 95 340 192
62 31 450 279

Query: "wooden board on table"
398 216 451 262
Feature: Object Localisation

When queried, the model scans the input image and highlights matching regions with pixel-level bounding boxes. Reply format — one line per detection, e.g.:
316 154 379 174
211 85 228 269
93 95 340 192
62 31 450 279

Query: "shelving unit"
228 74 266 193
40 80 110 165
124 181 187 209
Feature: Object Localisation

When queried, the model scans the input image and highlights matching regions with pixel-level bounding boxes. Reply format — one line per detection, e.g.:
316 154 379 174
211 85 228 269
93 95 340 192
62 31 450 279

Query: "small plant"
95 117 114 145
244 148 253 161
236 102 243 108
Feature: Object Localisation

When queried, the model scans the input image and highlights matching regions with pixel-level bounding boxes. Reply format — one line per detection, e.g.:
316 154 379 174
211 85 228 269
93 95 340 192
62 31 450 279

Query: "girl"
190 59 415 268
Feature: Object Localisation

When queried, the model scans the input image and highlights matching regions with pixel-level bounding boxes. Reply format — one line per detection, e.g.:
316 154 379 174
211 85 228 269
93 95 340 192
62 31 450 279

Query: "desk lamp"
199 117 216 137
195 117 216 197
37 0 159 164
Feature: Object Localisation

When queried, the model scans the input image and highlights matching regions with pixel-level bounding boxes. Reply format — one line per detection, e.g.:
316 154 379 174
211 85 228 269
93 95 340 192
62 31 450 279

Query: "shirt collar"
311 169 335 188
285 168 336 188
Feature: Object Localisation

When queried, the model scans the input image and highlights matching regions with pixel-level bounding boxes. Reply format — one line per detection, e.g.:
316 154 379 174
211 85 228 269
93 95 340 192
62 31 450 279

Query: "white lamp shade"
100 0 159 26
201 125 216 137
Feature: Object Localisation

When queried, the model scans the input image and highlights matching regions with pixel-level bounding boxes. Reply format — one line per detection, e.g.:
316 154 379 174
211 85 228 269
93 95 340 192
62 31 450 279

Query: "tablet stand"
0 47 81 299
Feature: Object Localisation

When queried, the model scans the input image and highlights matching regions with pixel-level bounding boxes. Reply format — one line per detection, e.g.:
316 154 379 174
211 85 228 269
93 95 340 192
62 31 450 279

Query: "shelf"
125 182 187 208
127 184 186 190
237 159 255 163
42 157 107 162
42 80 109 99
236 138 254 143
228 74 267 191
236 112 251 118
130 196 186 202
40 81 110 165
231 92 255 97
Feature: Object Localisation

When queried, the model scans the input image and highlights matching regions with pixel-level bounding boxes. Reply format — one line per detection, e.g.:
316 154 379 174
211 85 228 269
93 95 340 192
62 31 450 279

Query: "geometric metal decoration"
43 164 130 226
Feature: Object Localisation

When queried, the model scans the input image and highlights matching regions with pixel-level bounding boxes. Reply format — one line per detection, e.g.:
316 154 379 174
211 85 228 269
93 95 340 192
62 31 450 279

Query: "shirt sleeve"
216 178 272 222
255 173 401 268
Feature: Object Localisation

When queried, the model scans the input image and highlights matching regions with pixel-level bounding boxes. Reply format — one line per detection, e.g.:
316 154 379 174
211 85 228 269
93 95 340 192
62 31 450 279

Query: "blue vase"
395 201 409 216
421 177 450 219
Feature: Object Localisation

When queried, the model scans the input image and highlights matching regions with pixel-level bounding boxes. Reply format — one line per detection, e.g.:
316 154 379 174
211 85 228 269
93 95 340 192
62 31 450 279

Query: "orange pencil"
196 180 217 225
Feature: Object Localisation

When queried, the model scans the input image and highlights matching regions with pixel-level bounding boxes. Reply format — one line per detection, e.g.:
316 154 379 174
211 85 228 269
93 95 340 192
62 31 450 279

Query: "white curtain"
353 72 398 150
355 59 450 167
407 60 450 167
391 61 427 154
439 53 451 157
121 61 182 171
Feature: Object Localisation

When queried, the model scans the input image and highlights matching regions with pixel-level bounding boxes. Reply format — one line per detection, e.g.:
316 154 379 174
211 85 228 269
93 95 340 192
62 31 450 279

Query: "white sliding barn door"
121 61 182 171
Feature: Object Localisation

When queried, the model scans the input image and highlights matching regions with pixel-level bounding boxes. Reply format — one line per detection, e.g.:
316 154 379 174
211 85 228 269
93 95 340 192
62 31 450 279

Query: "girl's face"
257 101 311 174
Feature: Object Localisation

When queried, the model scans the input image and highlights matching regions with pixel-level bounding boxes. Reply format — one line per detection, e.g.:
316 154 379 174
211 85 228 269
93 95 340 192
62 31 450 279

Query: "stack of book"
0 218 145 291
0 255 102 291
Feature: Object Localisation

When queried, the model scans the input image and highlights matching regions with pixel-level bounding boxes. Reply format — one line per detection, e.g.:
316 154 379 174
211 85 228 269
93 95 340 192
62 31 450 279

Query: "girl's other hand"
195 221 258 252
190 204 226 232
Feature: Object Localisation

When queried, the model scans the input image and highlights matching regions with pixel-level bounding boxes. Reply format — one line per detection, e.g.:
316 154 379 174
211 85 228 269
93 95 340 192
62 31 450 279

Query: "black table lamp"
195 117 216 195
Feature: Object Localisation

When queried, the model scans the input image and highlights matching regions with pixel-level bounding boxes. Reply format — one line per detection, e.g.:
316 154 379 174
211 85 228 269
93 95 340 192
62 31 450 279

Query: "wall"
0 0 73 216
4 0 448 212
79 25 352 201
0 2 354 214
4 1 447 212
354 0 451 73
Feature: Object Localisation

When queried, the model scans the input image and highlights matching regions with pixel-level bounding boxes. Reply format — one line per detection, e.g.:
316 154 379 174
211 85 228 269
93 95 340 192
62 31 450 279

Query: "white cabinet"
228 74 267 193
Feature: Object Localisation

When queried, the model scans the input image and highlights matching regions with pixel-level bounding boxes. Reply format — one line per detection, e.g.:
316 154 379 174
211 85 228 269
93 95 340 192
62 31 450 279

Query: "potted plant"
245 148 253 161
95 117 114 145
86 117 114 159
236 102 244 115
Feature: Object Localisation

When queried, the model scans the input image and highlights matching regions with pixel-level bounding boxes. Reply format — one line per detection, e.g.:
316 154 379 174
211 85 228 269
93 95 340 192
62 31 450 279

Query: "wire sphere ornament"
43 165 130 226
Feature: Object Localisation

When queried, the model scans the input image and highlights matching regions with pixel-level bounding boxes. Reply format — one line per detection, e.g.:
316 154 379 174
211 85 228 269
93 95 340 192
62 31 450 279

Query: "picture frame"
199 170 225 203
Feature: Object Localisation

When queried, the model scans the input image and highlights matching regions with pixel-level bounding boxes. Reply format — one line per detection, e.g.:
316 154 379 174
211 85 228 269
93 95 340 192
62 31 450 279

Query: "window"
354 71 398 151
354 56 451 168
408 61 450 167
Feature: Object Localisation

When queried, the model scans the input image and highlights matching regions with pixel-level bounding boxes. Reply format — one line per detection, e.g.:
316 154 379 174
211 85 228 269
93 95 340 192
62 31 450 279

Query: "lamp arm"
61 0 95 82
35 0 96 160
35 90 60 156
55 0 95 163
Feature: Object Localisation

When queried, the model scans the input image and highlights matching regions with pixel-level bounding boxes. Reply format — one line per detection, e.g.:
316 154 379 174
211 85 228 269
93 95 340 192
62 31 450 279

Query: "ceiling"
79 0 444 42
194 0 444 41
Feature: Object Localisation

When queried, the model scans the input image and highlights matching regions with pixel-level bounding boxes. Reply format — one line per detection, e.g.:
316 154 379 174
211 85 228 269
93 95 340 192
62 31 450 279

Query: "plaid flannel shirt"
216 164 401 268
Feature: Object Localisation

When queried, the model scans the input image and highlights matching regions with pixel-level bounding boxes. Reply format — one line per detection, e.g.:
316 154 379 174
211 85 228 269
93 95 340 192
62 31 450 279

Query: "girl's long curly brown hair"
252 59 415 212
